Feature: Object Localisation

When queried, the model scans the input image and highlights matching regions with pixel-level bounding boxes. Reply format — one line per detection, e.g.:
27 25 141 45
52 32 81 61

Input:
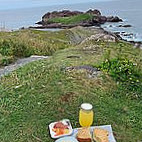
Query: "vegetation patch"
0 55 15 66
99 58 140 83
0 29 71 66
48 14 94 25
0 39 34 57
98 57 142 97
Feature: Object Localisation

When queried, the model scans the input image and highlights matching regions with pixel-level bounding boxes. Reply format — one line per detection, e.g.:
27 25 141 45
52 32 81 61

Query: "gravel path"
0 55 49 78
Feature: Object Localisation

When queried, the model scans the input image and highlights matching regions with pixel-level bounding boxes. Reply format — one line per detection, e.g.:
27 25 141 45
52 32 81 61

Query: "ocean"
0 0 141 41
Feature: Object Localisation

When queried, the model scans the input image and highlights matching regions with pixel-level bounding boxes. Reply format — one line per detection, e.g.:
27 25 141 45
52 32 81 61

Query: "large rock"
93 16 107 24
107 16 123 22
130 41 142 49
65 65 101 78
118 24 132 28
86 9 101 16
81 32 118 43
34 9 123 29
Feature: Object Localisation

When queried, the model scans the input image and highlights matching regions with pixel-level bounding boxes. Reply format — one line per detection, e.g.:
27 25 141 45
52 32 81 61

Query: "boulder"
118 24 132 28
81 32 118 43
93 16 107 24
86 9 101 16
35 21 44 25
130 41 142 49
107 16 123 22
65 65 101 78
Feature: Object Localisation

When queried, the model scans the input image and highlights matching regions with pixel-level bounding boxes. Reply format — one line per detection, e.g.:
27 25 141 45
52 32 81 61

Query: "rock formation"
34 9 123 29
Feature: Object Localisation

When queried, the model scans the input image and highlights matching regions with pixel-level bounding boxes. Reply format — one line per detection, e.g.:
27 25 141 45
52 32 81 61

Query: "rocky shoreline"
113 31 142 49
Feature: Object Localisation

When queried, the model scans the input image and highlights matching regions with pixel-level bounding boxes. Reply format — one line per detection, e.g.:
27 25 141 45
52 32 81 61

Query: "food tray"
72 125 116 142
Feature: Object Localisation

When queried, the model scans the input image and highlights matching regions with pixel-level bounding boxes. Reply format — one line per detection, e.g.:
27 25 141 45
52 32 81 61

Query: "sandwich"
77 127 92 142
93 128 109 142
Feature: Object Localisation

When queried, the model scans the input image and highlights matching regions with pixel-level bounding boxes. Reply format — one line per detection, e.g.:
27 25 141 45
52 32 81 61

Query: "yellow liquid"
79 109 94 127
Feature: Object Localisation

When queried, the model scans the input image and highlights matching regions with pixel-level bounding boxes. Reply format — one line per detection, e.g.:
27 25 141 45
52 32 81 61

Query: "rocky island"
30 9 142 49
33 9 123 29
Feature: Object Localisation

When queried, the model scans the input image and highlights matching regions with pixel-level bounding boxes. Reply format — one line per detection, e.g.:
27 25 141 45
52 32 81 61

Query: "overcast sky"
0 0 113 10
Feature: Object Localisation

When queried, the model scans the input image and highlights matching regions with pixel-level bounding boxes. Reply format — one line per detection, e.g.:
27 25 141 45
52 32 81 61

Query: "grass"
0 29 71 67
0 27 142 142
48 13 94 25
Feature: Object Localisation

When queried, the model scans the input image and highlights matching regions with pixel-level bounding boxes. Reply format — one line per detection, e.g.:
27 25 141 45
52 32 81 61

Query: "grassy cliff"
0 27 142 142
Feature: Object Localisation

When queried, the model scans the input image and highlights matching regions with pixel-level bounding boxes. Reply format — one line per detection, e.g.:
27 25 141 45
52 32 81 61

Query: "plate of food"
49 119 73 139
74 125 116 142
55 136 78 142
76 127 109 142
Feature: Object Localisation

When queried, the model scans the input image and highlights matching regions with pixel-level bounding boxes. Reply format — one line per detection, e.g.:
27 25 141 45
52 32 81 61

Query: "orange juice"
79 103 94 127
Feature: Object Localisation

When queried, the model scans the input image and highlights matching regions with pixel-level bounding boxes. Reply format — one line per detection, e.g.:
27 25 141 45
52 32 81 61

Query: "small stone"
37 102 41 105
67 55 80 59
15 85 22 89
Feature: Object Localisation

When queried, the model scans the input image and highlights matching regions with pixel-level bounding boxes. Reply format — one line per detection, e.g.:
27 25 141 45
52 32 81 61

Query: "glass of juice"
79 103 94 127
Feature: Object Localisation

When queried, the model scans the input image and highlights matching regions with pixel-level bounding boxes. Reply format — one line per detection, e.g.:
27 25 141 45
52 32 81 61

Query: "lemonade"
79 103 94 127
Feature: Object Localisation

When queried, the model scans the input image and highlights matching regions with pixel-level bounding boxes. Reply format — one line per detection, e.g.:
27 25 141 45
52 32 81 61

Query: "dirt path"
0 55 49 78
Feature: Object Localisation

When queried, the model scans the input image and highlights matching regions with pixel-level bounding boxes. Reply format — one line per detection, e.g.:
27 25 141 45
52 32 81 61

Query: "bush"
0 40 13 56
0 39 34 58
0 56 15 66
12 41 34 57
99 58 141 91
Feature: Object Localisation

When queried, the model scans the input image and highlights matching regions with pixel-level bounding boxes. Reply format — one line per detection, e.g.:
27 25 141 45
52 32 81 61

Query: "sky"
0 0 113 10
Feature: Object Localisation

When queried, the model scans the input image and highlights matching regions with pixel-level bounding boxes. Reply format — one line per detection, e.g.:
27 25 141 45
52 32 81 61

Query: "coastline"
0 0 142 42
29 8 142 49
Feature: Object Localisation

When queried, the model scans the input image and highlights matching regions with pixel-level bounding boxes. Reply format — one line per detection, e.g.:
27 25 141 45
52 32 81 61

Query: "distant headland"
30 9 123 29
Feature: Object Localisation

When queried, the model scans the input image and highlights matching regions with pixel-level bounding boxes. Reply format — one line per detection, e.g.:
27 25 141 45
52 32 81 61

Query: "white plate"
55 136 78 142
49 119 73 139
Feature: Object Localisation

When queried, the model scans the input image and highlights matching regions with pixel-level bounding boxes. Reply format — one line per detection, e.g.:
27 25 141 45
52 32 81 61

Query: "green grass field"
48 13 93 25
0 27 142 142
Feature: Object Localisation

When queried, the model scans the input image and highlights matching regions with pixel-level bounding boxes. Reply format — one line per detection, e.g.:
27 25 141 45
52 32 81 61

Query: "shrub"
0 40 13 56
0 56 15 66
12 41 34 57
0 39 34 58
99 58 141 91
